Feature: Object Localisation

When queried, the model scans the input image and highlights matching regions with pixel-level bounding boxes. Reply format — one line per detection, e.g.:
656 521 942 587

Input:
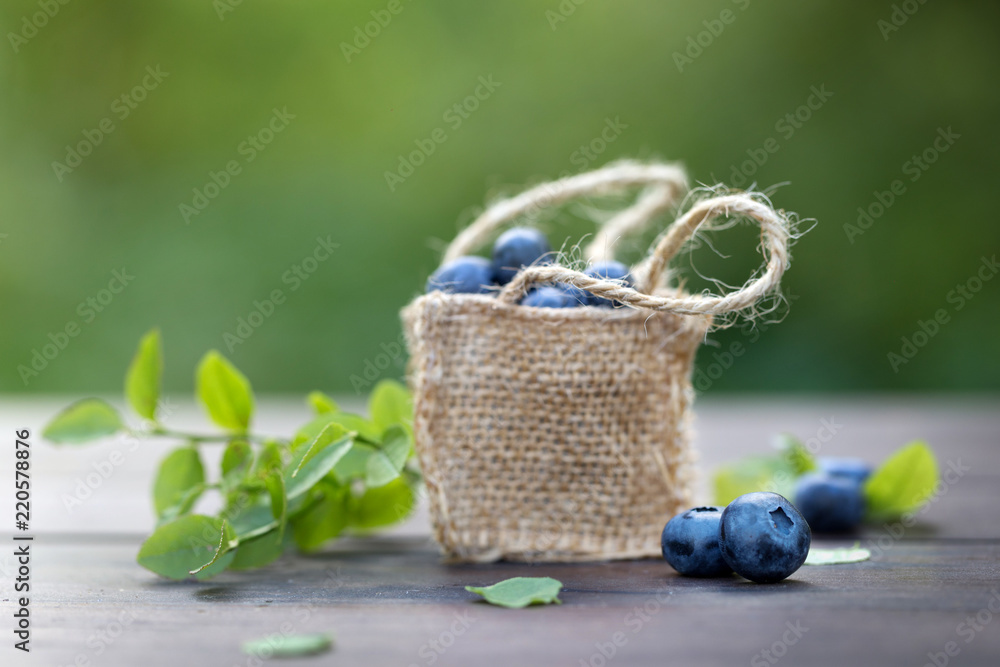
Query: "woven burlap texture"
401 160 791 562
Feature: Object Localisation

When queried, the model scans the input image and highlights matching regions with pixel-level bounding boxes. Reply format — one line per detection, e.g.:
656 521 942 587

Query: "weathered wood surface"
2 395 999 666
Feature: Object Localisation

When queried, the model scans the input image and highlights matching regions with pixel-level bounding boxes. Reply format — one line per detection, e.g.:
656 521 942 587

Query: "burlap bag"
402 161 792 562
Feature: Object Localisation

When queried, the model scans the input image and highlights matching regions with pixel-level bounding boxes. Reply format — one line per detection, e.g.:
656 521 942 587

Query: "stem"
148 427 288 445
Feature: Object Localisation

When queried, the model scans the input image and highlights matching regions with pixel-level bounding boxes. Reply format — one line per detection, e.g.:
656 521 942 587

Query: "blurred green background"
2 0 997 395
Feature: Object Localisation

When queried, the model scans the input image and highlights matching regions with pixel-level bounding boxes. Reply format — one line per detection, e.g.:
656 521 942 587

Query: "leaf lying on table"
241 633 333 658
465 577 563 608
864 440 939 521
804 543 871 565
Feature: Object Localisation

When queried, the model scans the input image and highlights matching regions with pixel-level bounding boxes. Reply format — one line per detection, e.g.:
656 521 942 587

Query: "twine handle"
496 193 791 318
442 161 688 264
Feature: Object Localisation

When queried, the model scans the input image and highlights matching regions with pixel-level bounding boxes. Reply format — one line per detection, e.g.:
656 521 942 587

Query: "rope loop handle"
441 161 793 319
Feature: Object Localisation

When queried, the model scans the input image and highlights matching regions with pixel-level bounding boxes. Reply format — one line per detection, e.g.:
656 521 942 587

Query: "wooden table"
3 395 999 666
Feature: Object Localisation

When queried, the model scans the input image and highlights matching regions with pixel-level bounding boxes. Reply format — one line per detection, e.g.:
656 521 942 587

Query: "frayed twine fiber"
402 160 794 562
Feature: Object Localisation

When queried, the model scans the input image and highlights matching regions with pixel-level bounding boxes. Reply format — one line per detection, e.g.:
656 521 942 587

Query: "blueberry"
793 472 865 533
522 286 574 308
584 261 634 307
491 228 551 285
817 457 872 484
719 492 811 584
557 283 590 306
425 256 493 294
661 506 732 577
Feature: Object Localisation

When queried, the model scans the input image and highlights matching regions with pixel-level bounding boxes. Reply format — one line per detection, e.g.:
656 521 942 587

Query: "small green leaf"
332 442 376 482
125 328 162 421
196 351 254 432
137 515 234 580
229 528 285 571
153 446 205 518
713 455 796 505
368 379 412 435
253 441 284 477
364 426 412 488
864 441 939 520
775 433 817 475
349 477 415 530
291 482 350 552
158 483 206 524
229 499 280 541
294 412 380 446
265 470 287 524
804 543 872 565
465 577 563 608
189 519 237 575
221 440 253 488
43 398 123 444
308 391 339 415
242 633 333 658
286 427 353 500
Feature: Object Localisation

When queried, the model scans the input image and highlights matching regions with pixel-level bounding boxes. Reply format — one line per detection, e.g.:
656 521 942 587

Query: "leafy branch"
42 328 419 580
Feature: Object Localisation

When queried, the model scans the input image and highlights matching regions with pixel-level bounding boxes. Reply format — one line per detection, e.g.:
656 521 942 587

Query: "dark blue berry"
425 256 493 294
661 506 732 577
584 260 634 307
522 286 574 308
491 228 551 285
557 283 590 306
719 492 811 583
817 457 872 484
793 472 865 533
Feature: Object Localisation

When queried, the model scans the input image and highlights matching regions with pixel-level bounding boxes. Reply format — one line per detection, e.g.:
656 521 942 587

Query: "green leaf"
125 328 162 421
137 515 235 580
286 426 353 500
368 379 412 435
43 398 123 444
265 469 287 524
242 633 333 658
775 433 817 475
189 519 237 576
465 577 563 608
332 442 377 482
713 455 796 505
349 477 415 530
158 483 206 524
221 440 253 488
229 528 285 571
294 412 380 446
291 482 350 552
196 350 254 432
153 447 205 518
229 499 280 542
308 391 339 415
804 543 872 565
253 441 284 477
864 441 939 520
365 426 412 488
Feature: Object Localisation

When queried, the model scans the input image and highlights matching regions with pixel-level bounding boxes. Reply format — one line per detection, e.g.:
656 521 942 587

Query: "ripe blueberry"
425 256 494 294
793 472 865 533
719 492 811 584
661 506 732 577
584 260 634 307
491 228 552 285
522 286 574 308
817 457 872 484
